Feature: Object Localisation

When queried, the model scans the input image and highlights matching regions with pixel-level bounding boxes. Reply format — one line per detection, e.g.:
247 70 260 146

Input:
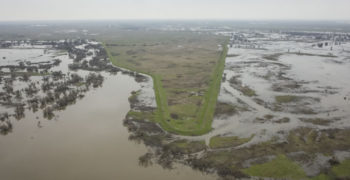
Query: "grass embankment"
104 34 228 135
190 46 227 135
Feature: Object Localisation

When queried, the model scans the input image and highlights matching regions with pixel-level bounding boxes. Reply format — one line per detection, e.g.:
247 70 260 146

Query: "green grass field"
243 155 307 179
102 31 227 135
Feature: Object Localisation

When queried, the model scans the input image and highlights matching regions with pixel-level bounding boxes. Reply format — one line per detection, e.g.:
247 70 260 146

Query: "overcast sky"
1 0 350 21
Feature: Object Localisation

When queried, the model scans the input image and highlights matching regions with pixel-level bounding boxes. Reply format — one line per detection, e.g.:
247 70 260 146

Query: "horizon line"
1 18 350 23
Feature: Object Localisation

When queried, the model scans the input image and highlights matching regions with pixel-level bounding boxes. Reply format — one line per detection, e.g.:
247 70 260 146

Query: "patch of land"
228 76 256 97
242 154 307 179
209 134 254 149
104 31 227 135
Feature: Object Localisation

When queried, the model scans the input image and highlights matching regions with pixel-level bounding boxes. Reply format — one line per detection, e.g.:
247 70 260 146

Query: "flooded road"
0 45 215 180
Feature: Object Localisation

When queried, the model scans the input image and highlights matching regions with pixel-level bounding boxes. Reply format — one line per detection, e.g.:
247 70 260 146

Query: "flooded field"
212 32 350 143
0 42 215 180
191 32 350 179
1 29 350 180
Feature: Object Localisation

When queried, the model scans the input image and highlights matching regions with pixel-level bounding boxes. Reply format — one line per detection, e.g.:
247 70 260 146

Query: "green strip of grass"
194 46 228 135
104 42 228 136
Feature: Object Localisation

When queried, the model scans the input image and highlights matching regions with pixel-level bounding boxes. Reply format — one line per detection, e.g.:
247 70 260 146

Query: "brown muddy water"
0 47 215 180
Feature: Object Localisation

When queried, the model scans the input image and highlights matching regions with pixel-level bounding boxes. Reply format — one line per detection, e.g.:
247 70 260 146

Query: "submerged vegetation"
263 53 284 61
228 76 256 97
0 40 113 125
275 95 301 103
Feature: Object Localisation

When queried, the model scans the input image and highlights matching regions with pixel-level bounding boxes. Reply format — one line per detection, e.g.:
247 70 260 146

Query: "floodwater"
208 38 350 144
0 47 215 180
183 38 350 146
